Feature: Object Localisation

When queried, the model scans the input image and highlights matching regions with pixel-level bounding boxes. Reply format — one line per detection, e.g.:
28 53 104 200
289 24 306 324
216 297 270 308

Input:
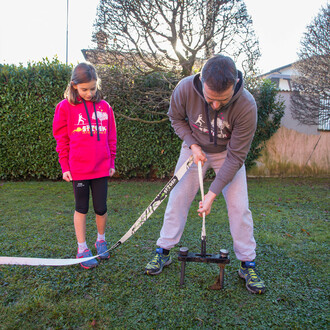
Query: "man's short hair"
200 55 238 92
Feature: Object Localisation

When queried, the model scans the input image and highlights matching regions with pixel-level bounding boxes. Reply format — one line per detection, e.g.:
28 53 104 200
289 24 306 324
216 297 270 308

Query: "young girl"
53 62 117 269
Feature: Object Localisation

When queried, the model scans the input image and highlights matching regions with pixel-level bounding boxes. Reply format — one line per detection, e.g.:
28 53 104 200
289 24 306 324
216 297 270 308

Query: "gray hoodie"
168 71 257 195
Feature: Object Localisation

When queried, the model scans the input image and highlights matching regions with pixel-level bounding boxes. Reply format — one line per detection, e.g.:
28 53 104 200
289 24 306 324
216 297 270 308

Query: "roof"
81 49 125 65
257 62 297 92
259 63 295 77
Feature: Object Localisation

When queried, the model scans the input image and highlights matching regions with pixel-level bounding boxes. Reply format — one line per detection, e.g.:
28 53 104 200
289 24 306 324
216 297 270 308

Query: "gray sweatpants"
157 143 256 261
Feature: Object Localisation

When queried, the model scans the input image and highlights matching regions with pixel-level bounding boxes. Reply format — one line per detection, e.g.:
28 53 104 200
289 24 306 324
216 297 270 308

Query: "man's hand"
63 171 72 182
198 190 217 216
190 144 207 165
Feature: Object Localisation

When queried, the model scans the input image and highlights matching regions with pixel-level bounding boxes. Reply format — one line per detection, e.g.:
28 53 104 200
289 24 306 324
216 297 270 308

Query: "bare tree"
96 65 176 124
290 4 330 128
92 0 260 77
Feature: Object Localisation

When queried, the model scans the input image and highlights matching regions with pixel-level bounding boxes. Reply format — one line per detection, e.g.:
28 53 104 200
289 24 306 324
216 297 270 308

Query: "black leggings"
72 177 108 215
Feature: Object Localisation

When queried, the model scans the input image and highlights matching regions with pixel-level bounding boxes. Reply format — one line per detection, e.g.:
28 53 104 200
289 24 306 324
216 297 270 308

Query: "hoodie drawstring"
93 103 100 141
204 101 213 143
82 99 100 141
204 101 219 146
213 111 219 146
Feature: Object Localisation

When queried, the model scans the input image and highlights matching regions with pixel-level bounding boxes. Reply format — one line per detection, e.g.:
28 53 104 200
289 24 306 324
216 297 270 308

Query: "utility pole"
66 0 69 65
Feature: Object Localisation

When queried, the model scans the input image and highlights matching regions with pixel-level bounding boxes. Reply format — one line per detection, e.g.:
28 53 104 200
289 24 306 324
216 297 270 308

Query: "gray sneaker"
238 261 265 294
145 248 172 275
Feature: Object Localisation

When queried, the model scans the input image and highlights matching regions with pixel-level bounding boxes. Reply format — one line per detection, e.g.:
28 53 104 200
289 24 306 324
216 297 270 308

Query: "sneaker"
145 248 172 275
238 261 265 294
76 249 98 269
95 240 110 260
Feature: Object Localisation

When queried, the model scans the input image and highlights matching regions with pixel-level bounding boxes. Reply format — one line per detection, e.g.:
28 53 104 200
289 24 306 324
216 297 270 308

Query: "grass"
0 177 329 329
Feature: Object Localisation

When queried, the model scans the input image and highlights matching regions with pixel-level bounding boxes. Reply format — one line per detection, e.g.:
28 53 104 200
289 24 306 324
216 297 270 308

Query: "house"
81 48 205 74
258 63 319 135
250 63 329 176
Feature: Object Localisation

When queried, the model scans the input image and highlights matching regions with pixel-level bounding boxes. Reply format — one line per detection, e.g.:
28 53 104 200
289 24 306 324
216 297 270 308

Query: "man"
145 55 265 294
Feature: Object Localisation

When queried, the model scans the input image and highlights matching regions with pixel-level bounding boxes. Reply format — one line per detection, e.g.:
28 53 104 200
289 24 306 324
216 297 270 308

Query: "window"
270 77 279 88
318 96 330 131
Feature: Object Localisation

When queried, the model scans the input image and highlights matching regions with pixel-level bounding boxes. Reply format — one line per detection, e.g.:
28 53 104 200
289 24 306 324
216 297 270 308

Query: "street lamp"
66 0 69 65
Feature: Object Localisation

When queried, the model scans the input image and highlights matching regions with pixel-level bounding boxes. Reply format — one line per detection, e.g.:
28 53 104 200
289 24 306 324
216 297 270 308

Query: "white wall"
279 92 319 135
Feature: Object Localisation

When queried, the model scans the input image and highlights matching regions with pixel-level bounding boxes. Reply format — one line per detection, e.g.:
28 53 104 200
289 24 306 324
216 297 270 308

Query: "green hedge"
0 59 72 180
116 118 182 179
0 59 284 180
0 59 183 180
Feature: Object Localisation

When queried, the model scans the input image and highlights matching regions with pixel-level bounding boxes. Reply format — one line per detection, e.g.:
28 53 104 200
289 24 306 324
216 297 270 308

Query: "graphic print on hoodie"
72 105 109 136
192 112 231 139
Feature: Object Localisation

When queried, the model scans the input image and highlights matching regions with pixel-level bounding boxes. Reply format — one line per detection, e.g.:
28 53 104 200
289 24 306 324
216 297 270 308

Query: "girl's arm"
53 101 70 174
107 104 117 170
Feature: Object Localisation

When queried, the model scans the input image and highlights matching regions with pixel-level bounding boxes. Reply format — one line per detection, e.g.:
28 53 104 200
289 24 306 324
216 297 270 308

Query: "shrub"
97 65 182 178
246 79 285 169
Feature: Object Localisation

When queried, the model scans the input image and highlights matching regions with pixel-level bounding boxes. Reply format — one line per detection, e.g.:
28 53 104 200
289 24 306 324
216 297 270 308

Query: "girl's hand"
62 171 72 182
197 191 217 216
109 168 116 177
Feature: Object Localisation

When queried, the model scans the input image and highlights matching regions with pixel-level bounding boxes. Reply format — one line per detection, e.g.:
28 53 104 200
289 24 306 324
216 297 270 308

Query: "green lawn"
0 177 329 329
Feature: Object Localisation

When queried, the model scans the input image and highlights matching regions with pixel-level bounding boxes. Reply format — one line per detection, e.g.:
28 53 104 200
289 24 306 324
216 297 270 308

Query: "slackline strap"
0 156 194 266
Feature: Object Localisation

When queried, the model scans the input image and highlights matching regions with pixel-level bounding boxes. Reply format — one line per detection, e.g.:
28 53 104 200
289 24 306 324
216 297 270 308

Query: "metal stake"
179 247 189 286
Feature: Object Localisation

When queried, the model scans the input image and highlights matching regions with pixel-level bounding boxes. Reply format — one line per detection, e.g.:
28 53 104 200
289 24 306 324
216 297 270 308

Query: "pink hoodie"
53 99 117 181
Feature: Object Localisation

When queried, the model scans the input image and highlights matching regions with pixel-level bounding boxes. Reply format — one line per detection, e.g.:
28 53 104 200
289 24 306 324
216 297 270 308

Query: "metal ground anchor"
178 245 230 289
210 249 229 290
179 247 189 286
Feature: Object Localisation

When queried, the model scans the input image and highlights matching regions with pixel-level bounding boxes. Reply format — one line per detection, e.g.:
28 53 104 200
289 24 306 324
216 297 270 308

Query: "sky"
0 0 328 74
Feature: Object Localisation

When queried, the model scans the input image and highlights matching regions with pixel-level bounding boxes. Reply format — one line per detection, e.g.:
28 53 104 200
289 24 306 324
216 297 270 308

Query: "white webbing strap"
198 161 206 239
0 255 98 266
0 156 194 267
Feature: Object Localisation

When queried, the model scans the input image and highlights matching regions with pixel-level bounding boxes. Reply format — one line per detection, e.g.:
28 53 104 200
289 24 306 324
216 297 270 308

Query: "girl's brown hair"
64 62 102 104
